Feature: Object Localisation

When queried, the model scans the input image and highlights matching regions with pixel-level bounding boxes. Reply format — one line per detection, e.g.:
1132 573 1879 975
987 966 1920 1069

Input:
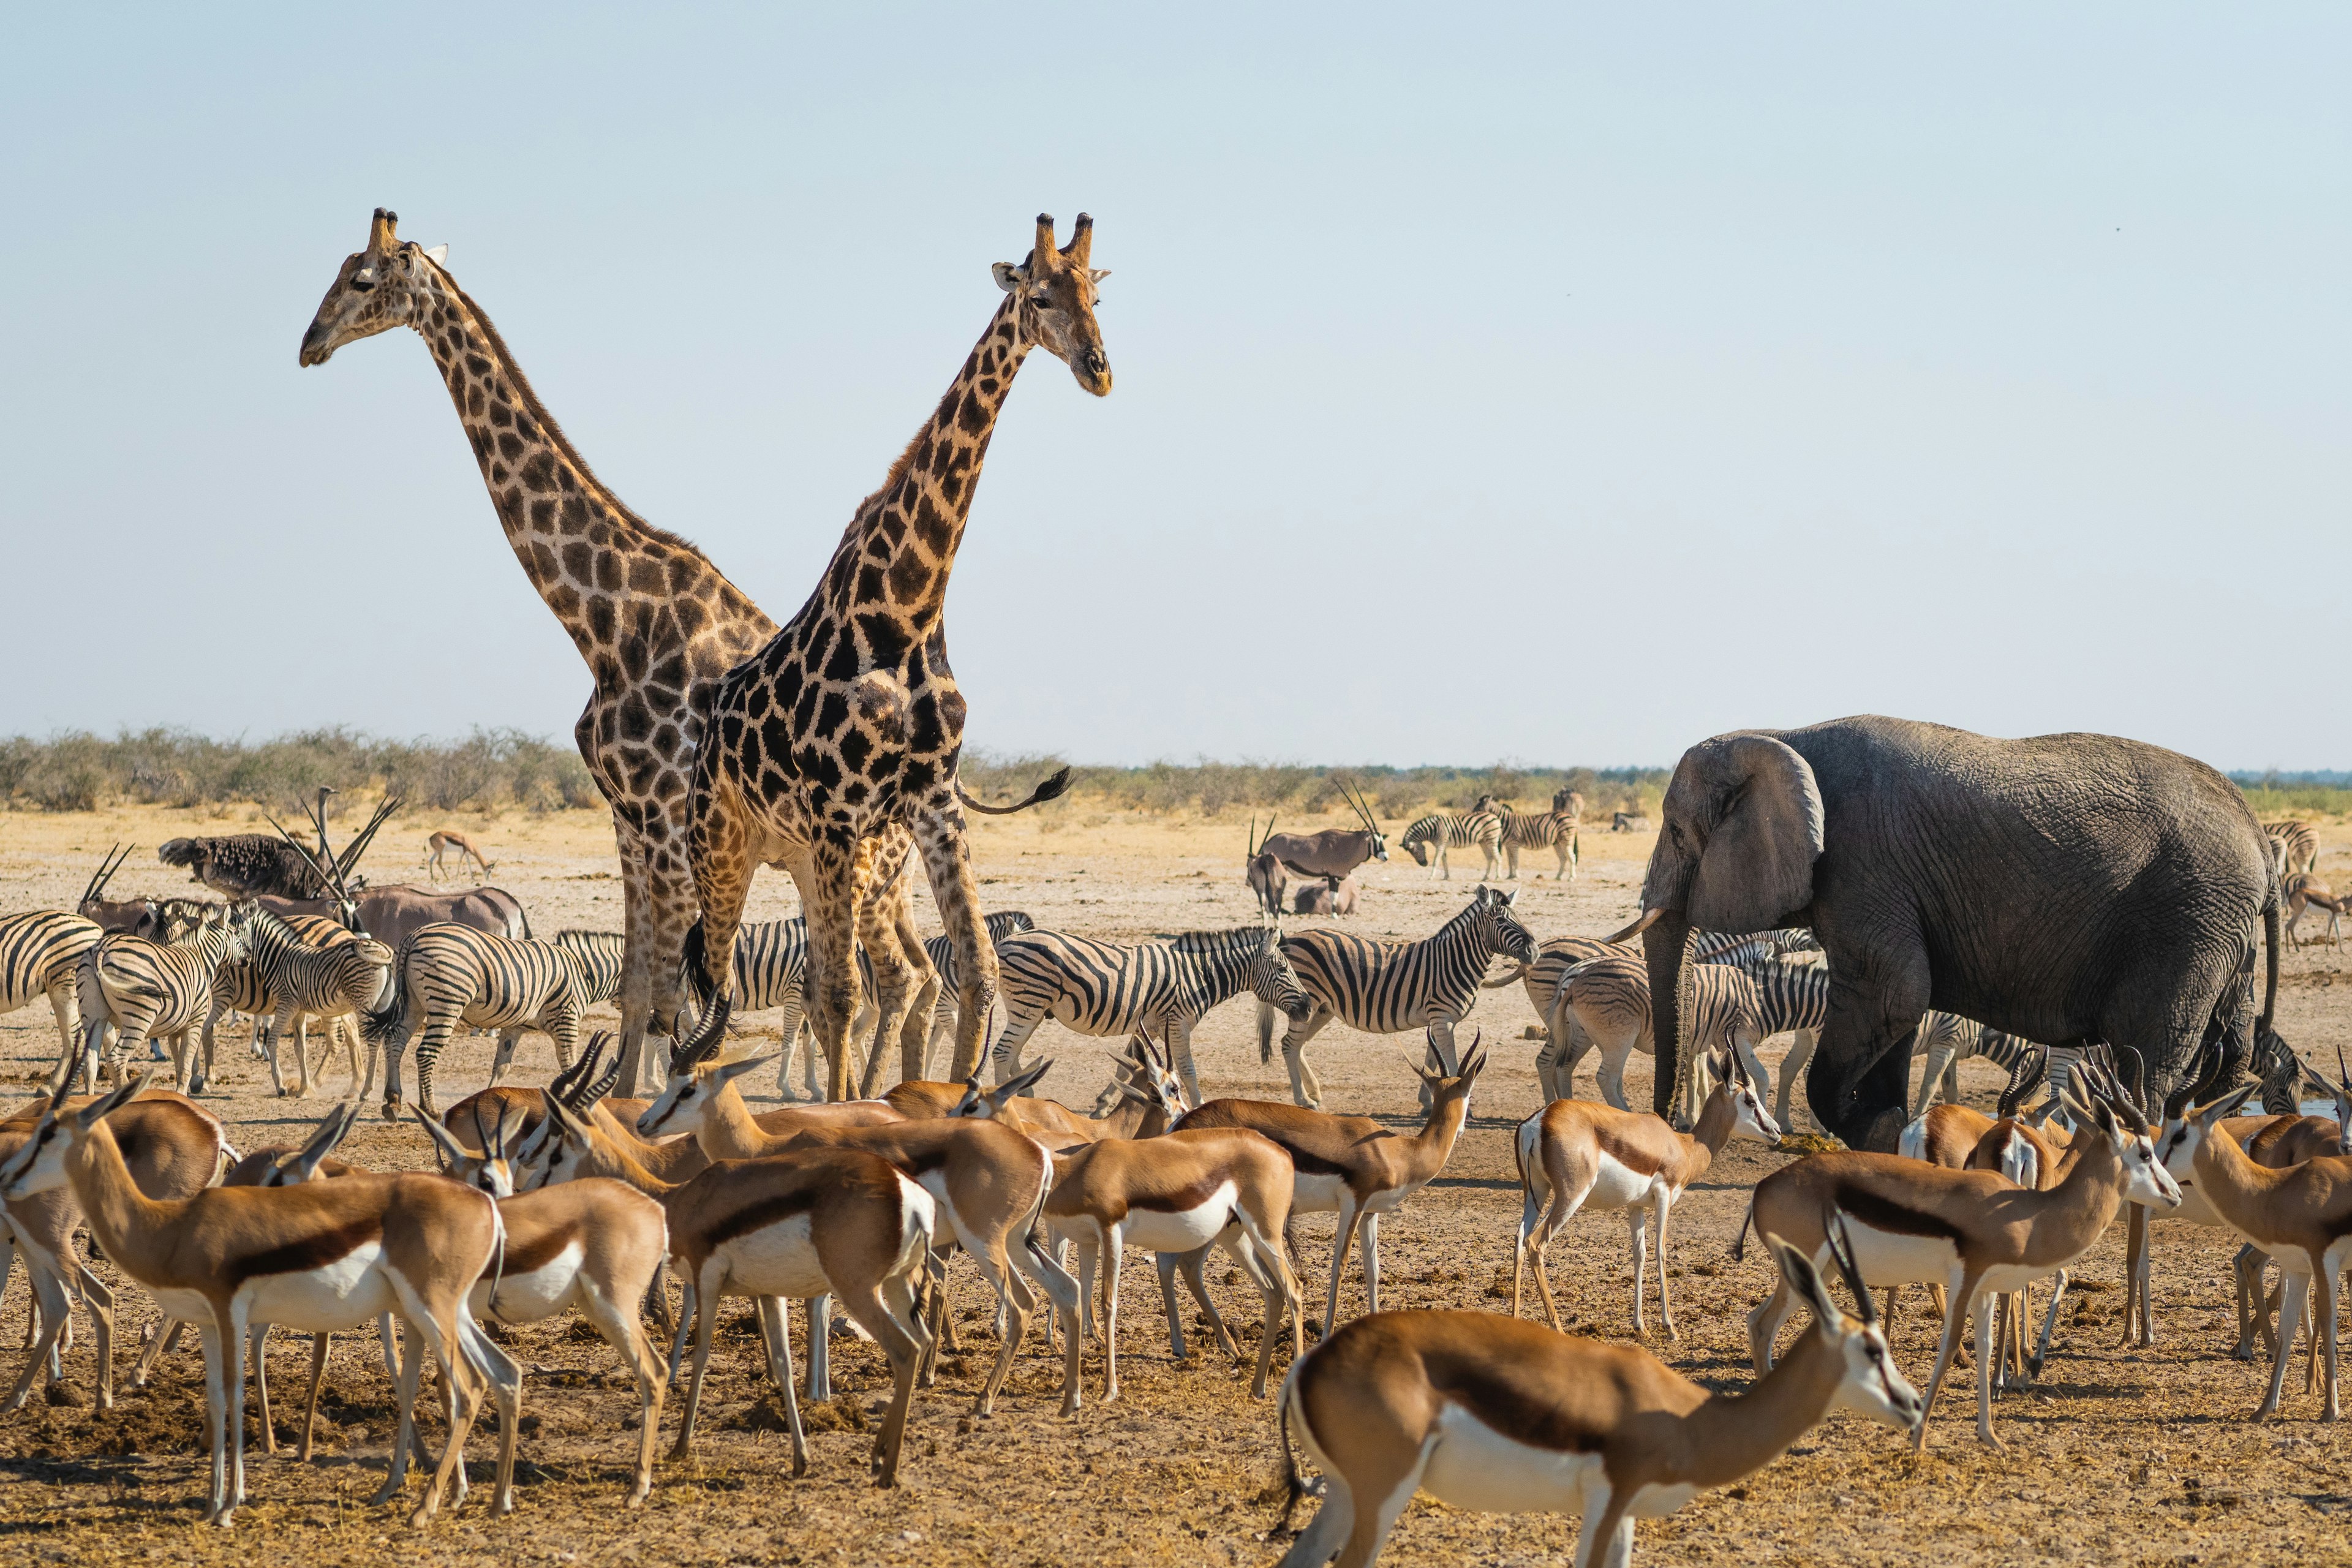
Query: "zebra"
0 911 104 1088
920 910 1038 1063
1897 1012 2037 1118
1398 810 1502 881
990 924 1311 1101
362 922 594 1119
199 910 394 1099
1259 884 1536 1108
73 905 254 1091
203 907 396 1100
1493 797 1581 881
1498 928 1789 1099
552 930 628 1006
2267 820 2321 878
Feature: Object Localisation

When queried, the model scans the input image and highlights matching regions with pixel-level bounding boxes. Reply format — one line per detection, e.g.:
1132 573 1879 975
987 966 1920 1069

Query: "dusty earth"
1 802 2348 1567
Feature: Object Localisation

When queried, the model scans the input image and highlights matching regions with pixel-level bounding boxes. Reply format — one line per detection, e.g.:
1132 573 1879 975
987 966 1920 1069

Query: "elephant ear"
1685 734 1826 932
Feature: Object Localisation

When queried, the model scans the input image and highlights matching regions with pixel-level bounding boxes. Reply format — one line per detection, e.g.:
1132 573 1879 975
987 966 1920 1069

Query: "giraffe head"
298 208 448 367
992 213 1113 396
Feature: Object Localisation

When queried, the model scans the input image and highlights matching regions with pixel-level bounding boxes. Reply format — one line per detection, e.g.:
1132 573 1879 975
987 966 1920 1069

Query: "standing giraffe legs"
854 839 927 1099
638 813 703 1091
799 834 872 1104
609 809 660 1099
683 766 761 1086
885 851 943 1084
912 799 997 1084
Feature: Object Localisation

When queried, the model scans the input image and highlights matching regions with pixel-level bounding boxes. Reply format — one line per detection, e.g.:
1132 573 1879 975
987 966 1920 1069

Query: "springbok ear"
992 262 1028 292
1008 1058 1055 1099
713 1052 774 1087
415 1108 471 1172
2195 1082 2259 1125
423 244 448 265
75 1072 149 1131
1764 1231 1838 1325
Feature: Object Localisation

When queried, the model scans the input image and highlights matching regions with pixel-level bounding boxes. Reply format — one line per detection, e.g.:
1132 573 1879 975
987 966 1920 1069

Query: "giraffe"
295 208 955 1102
680 213 1110 1103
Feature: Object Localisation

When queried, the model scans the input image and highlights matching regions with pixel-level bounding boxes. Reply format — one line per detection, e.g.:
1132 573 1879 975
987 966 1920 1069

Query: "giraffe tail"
680 918 717 1009
954 766 1073 816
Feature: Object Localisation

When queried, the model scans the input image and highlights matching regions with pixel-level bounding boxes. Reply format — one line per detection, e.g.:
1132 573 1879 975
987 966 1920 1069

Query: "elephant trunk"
1642 910 1692 1121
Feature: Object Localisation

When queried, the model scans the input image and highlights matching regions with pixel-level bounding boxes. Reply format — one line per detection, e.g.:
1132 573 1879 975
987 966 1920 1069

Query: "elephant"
1615 715 2279 1152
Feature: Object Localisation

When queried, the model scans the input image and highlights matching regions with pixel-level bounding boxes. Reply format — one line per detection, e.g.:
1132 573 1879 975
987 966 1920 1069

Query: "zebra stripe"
2267 820 2320 877
1265 885 1536 1107
1909 1012 2035 1117
1399 811 1502 881
0 911 103 1084
992 924 1309 1097
365 922 592 1117
224 908 396 1098
552 929 627 1007
1494 804 1580 881
76 914 252 1090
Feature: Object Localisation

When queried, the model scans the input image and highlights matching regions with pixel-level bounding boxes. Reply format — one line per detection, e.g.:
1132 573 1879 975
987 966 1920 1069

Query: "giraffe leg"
638 812 705 1096
854 850 924 1098
607 807 662 1098
884 859 942 1084
683 765 760 1085
912 797 998 1084
798 836 869 1104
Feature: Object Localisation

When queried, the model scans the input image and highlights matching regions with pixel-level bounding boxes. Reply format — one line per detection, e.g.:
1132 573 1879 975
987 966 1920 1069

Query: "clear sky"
2 4 2343 770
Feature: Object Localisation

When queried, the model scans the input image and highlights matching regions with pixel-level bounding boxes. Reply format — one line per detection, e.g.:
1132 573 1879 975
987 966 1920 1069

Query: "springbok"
1513 1047 1779 1339
2285 872 2348 948
1741 1063 2179 1449
0 1076 518 1528
1271 1215 1921 1568
423 829 496 882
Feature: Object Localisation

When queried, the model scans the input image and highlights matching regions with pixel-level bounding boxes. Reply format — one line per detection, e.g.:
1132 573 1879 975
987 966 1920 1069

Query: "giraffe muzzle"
1078 349 1112 395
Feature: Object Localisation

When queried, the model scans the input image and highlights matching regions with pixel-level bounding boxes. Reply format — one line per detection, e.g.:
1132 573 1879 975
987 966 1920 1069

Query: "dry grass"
1 807 2348 1566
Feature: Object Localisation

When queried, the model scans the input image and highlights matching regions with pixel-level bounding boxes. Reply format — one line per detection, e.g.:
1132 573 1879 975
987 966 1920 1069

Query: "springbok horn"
1607 907 1665 944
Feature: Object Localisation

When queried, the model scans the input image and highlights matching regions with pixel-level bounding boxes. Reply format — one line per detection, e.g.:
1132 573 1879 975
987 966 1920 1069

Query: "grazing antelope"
1272 1216 1922 1568
0 1075 518 1527
0 911 103 1088
1261 886 1534 1109
1398 809 1501 881
73 904 254 1091
1742 1065 2179 1449
0 1090 228 1412
991 924 1313 1101
1259 782 1390 881
415 1106 671 1504
2162 1080 2352 1418
2285 872 2348 948
1173 1030 1485 1342
637 1025 1082 1417
422 829 495 882
527 1087 935 1484
1042 1121 1302 1411
1246 815 1289 919
1292 874 1359 917
1513 1047 1779 1340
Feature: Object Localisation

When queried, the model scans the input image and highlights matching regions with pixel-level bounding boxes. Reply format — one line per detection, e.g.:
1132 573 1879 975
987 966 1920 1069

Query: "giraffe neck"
407 265 775 671
804 291 1035 649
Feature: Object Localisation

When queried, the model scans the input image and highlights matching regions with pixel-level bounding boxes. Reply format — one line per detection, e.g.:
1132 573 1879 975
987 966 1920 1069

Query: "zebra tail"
956 766 1073 816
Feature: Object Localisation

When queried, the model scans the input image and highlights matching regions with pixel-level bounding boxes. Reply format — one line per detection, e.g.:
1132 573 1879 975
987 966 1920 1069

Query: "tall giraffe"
296 209 951 1102
681 213 1110 1101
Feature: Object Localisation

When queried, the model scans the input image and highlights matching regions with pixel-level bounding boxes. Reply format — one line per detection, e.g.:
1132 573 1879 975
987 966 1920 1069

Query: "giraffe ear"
992 262 1029 292
423 244 448 265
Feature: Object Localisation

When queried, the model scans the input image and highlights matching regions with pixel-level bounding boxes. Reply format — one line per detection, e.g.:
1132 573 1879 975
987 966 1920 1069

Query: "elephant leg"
1803 957 1931 1153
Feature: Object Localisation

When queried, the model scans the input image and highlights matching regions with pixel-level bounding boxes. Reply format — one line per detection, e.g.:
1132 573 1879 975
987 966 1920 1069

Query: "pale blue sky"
2 4 2343 769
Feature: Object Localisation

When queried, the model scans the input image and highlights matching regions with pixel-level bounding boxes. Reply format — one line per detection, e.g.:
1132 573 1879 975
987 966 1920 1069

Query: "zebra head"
1471 885 1537 965
1250 926 1313 1020
1400 815 1439 867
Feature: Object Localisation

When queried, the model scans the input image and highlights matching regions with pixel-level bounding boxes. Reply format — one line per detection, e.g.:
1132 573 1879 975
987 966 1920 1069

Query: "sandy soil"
1 803 2348 1567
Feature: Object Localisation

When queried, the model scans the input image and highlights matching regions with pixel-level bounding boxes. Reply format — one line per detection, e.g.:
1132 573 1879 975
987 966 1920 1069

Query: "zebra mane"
554 928 624 951
1164 926 1272 956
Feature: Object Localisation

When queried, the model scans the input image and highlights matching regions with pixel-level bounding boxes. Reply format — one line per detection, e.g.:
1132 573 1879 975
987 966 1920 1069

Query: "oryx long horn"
263 811 341 894
83 843 132 906
336 795 403 883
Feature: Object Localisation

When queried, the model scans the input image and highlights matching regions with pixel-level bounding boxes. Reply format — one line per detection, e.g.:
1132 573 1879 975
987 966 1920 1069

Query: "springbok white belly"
238 1244 398 1334
715 1213 830 1299
472 1241 584 1323
1420 1400 1600 1513
1118 1185 1240 1254
1581 1152 1658 1212
1833 1220 1961 1288
1291 1172 1348 1215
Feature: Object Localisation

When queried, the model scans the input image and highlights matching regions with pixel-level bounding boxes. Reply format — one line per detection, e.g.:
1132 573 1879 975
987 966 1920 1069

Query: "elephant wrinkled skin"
1625 715 2278 1152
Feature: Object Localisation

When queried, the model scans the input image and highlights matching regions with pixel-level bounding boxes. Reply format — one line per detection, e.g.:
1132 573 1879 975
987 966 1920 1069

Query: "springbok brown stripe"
704 1188 821 1251
229 1215 386 1291
1834 1183 1964 1243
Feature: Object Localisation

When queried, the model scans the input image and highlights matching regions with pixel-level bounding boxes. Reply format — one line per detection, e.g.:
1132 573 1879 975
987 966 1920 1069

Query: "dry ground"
2 803 2350 1567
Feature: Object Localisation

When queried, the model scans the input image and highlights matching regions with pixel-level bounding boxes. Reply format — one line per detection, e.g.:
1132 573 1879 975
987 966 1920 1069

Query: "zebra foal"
196 908 394 1099
1261 884 1536 1108
364 922 595 1119
1398 809 1502 881
990 924 1312 1101
0 912 104 1088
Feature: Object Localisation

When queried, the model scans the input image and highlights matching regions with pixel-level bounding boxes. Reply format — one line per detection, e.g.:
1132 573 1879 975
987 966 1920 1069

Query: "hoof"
369 1482 402 1506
